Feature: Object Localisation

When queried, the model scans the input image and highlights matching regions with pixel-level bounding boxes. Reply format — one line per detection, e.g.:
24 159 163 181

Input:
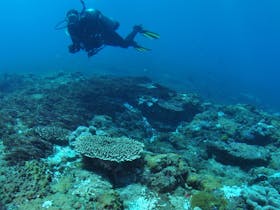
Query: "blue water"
1 0 280 111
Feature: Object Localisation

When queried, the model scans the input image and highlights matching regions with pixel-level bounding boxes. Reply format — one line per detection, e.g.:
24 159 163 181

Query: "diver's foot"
133 25 160 39
141 29 160 39
133 42 151 52
133 25 144 33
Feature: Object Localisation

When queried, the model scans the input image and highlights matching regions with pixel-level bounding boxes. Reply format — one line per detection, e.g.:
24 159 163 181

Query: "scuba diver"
57 0 160 57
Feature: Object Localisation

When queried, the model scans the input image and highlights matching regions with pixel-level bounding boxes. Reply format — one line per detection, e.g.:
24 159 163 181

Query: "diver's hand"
87 46 104 57
68 44 80 53
88 50 95 57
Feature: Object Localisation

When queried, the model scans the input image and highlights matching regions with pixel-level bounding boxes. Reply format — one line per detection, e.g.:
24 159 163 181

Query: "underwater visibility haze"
1 1 280 209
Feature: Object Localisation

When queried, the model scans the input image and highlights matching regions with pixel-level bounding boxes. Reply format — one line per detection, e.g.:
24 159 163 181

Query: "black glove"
88 50 95 57
87 46 104 57
68 44 80 53
88 49 99 57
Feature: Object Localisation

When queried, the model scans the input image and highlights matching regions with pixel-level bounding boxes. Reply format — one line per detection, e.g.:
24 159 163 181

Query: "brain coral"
74 134 144 162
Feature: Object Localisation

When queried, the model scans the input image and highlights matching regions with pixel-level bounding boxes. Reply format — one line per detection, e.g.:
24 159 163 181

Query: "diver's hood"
66 9 79 25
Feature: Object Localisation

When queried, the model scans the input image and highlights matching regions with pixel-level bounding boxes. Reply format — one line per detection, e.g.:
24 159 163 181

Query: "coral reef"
0 160 52 205
15 168 123 210
34 125 70 145
190 191 227 210
142 153 189 193
73 132 145 186
139 93 202 131
3 133 53 165
179 103 279 147
1 73 280 209
268 172 280 192
74 134 144 162
118 184 161 210
242 185 280 210
206 141 270 168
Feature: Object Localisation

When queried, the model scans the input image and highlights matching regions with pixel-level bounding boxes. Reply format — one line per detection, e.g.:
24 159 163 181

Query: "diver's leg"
104 26 142 48
104 31 129 47
124 25 142 44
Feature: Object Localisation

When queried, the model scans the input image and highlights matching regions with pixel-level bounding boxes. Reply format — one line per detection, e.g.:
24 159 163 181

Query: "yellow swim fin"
141 30 160 40
134 45 151 52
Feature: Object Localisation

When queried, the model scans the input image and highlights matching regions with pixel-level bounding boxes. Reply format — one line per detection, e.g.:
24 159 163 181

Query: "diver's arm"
68 26 81 53
87 46 104 57
68 32 81 53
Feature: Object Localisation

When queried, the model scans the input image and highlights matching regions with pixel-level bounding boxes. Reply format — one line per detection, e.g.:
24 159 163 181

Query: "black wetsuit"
67 9 139 57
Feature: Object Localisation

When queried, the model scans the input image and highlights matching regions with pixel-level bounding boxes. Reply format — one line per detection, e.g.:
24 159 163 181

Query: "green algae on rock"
142 153 189 193
190 191 227 210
